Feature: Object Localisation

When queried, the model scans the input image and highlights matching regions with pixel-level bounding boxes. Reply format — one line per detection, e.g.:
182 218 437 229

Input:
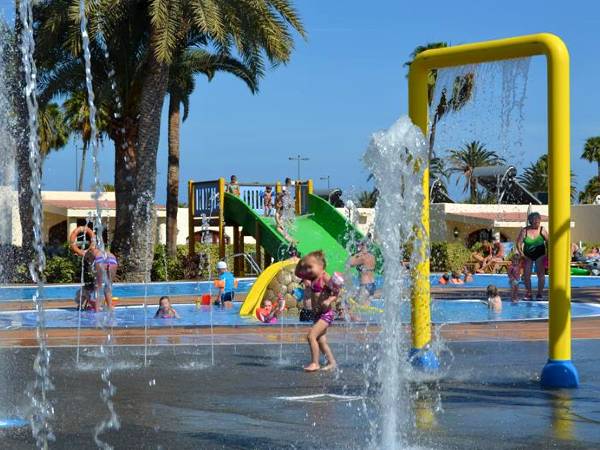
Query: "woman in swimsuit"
297 251 338 372
348 241 376 301
516 212 548 300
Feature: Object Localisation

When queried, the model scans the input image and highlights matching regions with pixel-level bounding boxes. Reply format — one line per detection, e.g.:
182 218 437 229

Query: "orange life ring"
69 226 96 257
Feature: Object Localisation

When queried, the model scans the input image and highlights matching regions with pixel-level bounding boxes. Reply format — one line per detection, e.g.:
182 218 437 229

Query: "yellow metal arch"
408 34 573 373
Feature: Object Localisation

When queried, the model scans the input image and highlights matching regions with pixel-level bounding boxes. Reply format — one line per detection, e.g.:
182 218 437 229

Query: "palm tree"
449 141 505 203
35 1 305 281
578 176 600 204
37 102 69 158
404 42 449 105
518 154 577 200
63 91 109 191
404 42 475 160
166 49 258 256
357 190 378 208
582 136 600 178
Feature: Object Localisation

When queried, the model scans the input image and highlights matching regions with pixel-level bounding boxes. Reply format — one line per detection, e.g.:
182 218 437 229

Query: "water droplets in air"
363 116 429 449
18 0 55 446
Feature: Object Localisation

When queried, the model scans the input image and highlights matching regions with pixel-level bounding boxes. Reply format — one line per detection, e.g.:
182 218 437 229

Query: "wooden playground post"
255 224 262 270
188 181 195 256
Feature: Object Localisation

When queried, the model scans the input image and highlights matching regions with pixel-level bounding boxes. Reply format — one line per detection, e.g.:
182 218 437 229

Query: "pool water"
1 274 598 302
0 300 598 330
0 279 256 301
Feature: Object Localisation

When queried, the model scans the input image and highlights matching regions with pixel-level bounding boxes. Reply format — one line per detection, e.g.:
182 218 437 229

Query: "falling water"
18 0 55 447
363 116 429 449
0 21 18 284
79 1 120 446
429 59 532 180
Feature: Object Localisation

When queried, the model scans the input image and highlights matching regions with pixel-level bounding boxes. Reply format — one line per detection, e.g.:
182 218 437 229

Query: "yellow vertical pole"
188 181 195 257
406 33 577 386
218 177 225 260
307 179 313 194
408 62 433 353
547 40 571 363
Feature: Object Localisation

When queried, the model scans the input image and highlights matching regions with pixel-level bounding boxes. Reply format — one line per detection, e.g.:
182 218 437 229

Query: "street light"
288 154 309 180
320 175 330 190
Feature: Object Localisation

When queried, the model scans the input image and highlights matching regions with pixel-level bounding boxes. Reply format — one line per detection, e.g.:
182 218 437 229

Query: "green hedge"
430 241 472 273
21 243 258 284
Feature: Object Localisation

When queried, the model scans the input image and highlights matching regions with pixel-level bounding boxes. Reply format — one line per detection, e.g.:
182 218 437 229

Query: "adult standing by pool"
348 240 376 300
516 212 548 300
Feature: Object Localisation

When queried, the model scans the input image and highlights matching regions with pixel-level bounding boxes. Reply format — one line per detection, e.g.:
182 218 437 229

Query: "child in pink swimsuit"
297 251 341 372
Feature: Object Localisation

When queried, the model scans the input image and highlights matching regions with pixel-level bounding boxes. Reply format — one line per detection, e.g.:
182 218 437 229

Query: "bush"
44 255 80 283
430 241 471 273
151 243 257 281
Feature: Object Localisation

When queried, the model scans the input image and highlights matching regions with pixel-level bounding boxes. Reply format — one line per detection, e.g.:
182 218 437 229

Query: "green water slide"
223 192 363 274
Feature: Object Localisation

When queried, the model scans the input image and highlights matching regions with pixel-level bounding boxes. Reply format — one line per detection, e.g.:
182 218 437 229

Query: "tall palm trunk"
166 95 181 257
77 144 87 191
112 46 170 281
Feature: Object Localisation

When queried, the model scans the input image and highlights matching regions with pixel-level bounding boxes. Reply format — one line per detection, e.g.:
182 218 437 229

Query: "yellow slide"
240 259 298 317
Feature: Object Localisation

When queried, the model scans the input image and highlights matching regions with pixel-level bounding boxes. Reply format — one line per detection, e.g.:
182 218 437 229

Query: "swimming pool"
1 274 598 302
0 279 256 302
433 273 600 289
0 300 598 330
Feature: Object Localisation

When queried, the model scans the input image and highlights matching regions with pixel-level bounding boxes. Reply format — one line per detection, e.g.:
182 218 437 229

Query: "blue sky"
30 0 600 202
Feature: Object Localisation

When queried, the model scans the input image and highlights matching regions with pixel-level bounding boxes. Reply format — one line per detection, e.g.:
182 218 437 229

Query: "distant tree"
518 154 577 200
582 136 600 178
449 141 505 203
166 48 257 256
37 102 69 158
63 91 109 191
578 176 600 204
357 190 378 208
101 183 115 192
404 42 475 159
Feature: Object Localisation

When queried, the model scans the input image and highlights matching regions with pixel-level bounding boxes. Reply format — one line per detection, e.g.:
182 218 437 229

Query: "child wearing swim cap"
297 251 340 372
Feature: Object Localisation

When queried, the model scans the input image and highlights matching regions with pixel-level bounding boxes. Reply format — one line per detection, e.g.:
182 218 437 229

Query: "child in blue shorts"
213 261 236 306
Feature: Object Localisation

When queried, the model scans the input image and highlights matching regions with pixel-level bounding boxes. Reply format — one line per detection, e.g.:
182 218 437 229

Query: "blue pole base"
409 347 440 372
540 359 579 388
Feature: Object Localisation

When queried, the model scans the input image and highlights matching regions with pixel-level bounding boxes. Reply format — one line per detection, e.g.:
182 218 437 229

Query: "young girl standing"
296 251 342 372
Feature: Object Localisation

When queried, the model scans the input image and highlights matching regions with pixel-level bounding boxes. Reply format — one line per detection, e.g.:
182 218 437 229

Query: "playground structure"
409 33 578 387
187 178 364 311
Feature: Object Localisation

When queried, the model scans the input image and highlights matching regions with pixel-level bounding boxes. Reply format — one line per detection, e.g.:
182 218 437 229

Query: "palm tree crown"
449 141 505 203
582 136 600 178
518 154 577 200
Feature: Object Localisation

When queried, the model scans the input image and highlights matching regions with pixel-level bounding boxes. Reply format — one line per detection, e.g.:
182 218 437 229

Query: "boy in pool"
507 254 521 302
256 296 286 323
485 284 502 312
155 296 180 319
449 271 464 284
74 250 98 311
213 261 236 307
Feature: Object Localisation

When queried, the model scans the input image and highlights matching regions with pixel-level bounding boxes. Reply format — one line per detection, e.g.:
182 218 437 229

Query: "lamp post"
288 154 309 180
320 175 330 190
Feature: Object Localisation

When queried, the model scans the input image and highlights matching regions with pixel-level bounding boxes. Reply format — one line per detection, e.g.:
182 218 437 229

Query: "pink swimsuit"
311 274 335 324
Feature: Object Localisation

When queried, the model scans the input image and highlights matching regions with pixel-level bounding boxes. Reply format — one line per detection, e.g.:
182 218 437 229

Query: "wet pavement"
0 340 599 449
